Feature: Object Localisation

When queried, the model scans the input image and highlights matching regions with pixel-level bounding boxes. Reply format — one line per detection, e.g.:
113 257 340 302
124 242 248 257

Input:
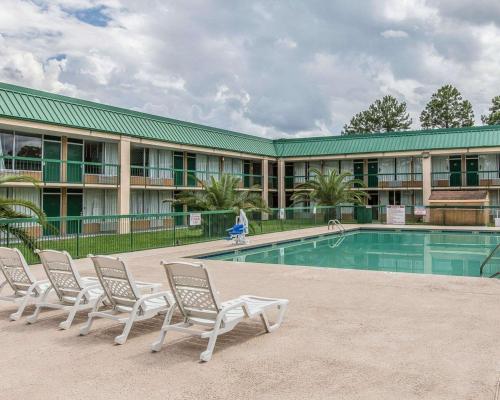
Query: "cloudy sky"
1 0 500 138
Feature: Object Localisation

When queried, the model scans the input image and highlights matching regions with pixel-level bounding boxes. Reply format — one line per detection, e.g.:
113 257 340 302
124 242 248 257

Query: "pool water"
204 230 500 277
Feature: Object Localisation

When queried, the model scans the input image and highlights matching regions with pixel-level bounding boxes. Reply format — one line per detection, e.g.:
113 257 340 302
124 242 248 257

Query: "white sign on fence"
279 208 285 220
414 206 427 216
189 213 202 226
312 206 317 214
387 205 406 225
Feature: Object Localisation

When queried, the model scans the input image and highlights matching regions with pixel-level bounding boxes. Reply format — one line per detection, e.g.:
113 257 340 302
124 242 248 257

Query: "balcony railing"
285 173 423 189
431 171 500 188
130 166 262 189
0 156 120 185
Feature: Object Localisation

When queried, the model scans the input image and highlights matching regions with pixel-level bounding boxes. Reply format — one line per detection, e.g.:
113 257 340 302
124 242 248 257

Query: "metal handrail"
328 219 345 234
479 242 500 277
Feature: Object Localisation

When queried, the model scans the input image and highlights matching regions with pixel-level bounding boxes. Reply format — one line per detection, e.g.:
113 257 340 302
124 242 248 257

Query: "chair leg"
200 324 221 362
26 303 44 324
59 291 88 330
260 311 271 333
10 296 31 321
59 305 79 330
26 287 52 324
114 313 136 345
79 295 105 336
79 313 95 336
151 306 176 352
263 302 288 333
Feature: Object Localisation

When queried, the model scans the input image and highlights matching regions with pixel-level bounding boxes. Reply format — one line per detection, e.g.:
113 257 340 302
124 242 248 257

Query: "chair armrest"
81 276 99 282
138 290 175 306
136 281 162 293
26 279 51 296
220 299 246 313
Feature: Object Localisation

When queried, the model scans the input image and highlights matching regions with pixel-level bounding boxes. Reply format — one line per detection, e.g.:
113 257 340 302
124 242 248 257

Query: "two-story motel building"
0 82 500 232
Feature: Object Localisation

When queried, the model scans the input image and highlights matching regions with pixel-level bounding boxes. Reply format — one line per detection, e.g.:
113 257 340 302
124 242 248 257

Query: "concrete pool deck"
1 224 499 399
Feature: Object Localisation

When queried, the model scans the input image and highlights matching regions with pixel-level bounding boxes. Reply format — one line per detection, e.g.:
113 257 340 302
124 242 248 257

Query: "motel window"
388 191 401 205
0 130 14 169
15 133 42 159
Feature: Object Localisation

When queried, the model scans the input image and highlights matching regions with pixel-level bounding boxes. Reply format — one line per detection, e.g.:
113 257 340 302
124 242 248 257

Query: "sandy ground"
0 225 499 400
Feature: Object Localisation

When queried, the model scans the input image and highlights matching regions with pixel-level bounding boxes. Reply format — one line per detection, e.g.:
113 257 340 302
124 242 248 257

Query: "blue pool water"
203 230 500 277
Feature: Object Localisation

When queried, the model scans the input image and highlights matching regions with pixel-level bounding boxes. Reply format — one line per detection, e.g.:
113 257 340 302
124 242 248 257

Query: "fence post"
173 220 176 246
76 224 80 258
130 216 133 250
208 213 211 239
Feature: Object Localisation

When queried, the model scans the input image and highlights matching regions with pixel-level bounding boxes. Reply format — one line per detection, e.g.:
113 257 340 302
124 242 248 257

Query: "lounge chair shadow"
0 306 34 320
1 309 90 332
143 319 268 364
55 313 173 347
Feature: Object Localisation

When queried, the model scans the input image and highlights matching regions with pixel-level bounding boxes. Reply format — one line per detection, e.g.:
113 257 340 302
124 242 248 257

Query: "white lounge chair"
27 249 103 329
0 247 51 321
152 261 289 362
80 255 175 345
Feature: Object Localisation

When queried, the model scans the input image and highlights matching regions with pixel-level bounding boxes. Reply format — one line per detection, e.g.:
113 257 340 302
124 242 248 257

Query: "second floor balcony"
0 156 120 186
285 172 423 190
130 166 263 189
431 171 500 188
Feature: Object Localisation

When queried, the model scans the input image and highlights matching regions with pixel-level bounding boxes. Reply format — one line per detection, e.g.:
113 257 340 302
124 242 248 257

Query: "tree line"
342 84 500 135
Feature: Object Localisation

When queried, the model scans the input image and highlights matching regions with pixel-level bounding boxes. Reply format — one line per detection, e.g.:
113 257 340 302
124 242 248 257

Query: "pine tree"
342 95 412 135
481 96 500 125
420 84 474 129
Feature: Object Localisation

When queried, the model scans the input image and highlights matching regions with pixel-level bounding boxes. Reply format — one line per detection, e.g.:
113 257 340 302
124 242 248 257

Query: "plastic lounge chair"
27 249 103 329
0 247 51 321
152 261 289 362
80 255 175 345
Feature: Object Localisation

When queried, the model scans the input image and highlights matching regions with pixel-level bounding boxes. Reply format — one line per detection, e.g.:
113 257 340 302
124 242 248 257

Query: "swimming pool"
203 229 500 277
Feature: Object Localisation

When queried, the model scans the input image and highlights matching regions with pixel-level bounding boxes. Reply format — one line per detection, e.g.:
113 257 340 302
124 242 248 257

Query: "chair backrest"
36 249 84 301
0 247 35 294
162 261 221 323
89 255 140 308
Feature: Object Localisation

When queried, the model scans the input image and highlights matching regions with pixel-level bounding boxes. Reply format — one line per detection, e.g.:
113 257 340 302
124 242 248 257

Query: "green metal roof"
0 82 499 158
0 82 276 157
273 125 500 157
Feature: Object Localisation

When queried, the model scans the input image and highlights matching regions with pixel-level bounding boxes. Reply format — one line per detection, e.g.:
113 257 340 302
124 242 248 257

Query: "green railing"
0 156 120 185
2 204 500 264
432 170 500 187
285 173 423 189
130 165 262 189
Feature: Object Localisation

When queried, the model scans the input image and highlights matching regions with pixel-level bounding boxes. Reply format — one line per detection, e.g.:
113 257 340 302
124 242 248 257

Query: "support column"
60 187 67 235
118 137 131 233
261 159 269 202
277 159 286 209
422 155 432 222
61 136 68 183
261 159 269 220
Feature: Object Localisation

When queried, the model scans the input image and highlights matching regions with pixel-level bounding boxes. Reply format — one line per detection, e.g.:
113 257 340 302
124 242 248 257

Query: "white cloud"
381 29 409 38
275 37 298 49
0 0 498 137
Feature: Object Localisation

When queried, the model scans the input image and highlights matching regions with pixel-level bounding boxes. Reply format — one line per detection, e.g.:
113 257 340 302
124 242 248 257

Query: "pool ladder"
479 242 500 278
328 219 345 234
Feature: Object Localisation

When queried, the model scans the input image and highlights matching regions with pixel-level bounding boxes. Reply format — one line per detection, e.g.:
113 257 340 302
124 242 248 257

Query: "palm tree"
171 174 268 235
0 175 47 250
291 168 368 220
175 173 268 212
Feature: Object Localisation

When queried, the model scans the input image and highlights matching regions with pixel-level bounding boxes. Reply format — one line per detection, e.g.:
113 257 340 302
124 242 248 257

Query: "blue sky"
0 0 499 138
